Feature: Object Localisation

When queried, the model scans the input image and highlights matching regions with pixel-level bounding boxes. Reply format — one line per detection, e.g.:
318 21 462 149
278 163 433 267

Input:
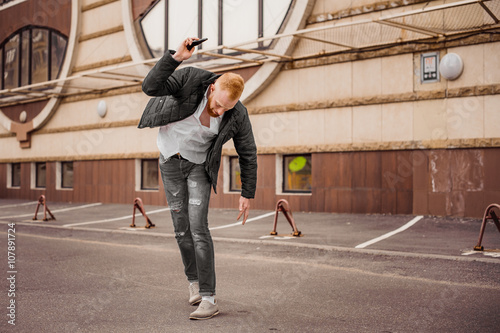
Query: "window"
1 26 68 89
35 162 46 188
229 156 242 192
139 0 292 58
61 161 73 189
141 159 159 190
283 154 312 193
10 163 21 187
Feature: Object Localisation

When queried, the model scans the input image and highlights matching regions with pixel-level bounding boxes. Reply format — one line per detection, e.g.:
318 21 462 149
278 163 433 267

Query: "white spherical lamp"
439 53 464 80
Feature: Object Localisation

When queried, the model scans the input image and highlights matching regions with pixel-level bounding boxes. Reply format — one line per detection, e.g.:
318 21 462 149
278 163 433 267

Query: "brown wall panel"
1 148 499 217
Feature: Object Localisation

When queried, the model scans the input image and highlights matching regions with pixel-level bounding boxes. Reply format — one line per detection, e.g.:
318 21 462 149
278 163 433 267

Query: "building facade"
1 0 499 217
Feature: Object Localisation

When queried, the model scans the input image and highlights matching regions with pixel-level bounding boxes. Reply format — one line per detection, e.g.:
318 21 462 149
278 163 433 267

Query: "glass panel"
223 1 258 45
202 0 219 49
141 159 159 190
4 34 19 89
11 163 21 187
283 155 312 192
264 0 290 37
61 162 73 188
31 29 49 84
51 32 67 80
229 157 242 191
141 0 165 57
36 162 47 188
21 30 30 86
168 0 198 50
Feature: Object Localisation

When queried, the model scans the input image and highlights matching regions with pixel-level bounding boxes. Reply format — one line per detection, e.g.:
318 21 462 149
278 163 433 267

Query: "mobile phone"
187 38 208 51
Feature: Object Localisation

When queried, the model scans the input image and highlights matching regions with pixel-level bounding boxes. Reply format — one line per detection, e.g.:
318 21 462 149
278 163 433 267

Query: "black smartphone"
187 38 208 50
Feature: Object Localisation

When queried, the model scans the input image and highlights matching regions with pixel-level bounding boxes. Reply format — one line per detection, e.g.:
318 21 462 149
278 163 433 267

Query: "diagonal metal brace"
474 203 500 251
270 199 302 237
130 197 155 229
33 195 55 221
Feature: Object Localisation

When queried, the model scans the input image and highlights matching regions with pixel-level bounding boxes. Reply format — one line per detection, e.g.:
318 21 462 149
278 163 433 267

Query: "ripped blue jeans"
159 154 215 296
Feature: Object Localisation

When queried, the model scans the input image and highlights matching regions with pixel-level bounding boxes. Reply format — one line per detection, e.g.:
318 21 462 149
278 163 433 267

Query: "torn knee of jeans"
189 198 202 206
187 180 197 188
169 201 183 212
175 231 186 238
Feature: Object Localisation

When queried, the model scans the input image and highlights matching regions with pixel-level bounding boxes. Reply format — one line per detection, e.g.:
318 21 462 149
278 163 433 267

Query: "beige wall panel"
352 57 382 98
447 44 484 89
413 99 447 141
298 110 325 145
1 127 158 161
484 95 500 139
81 1 123 36
382 102 413 142
57 126 157 159
446 96 484 140
324 107 352 144
0 125 9 135
246 70 299 108
352 104 382 142
381 54 413 95
247 61 352 108
73 31 129 68
484 41 500 85
43 93 147 130
324 62 353 100
251 112 299 147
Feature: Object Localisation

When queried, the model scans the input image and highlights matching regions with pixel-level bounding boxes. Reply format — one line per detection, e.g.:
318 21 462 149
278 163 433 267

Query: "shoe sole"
189 299 202 306
189 310 220 320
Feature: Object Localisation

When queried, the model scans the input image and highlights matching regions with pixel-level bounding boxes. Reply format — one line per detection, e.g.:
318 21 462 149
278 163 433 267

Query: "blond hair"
217 73 245 101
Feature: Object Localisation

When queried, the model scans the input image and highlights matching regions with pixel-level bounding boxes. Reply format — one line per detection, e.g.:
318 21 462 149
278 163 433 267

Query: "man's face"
207 82 238 118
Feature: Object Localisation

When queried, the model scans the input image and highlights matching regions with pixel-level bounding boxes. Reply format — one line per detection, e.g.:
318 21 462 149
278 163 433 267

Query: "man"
138 37 257 320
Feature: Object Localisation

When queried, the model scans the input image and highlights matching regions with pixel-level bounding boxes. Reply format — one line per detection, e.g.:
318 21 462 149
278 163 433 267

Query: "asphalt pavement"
0 199 499 332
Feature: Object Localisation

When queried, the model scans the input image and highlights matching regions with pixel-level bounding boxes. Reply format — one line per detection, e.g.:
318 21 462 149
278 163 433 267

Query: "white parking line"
0 203 103 219
0 201 38 208
209 211 275 230
355 215 424 249
63 208 171 227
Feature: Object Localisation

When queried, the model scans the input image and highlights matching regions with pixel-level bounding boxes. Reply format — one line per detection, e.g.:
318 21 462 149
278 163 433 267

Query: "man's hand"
236 196 251 225
172 37 198 62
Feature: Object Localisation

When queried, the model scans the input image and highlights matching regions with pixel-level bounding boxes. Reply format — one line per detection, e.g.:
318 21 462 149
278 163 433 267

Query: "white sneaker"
189 300 219 320
188 282 202 306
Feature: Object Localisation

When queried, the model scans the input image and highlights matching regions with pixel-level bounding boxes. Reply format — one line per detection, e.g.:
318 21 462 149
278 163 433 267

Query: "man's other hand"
237 196 250 225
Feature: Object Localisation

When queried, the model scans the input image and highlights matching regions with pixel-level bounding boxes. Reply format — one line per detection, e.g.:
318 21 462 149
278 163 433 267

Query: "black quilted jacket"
138 52 257 199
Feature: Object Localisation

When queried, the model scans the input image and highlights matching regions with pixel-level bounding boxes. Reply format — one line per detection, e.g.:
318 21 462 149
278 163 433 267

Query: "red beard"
206 95 219 118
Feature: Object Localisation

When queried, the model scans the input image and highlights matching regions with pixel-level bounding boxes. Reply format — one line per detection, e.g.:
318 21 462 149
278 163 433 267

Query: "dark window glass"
0 27 67 89
141 159 159 190
61 162 73 188
0 47 3 88
36 162 46 188
11 163 21 187
31 29 49 84
283 154 312 193
51 32 67 80
4 34 19 89
21 30 30 86
229 156 242 192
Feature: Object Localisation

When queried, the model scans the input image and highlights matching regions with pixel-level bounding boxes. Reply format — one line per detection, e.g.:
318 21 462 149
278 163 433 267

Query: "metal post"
474 203 500 251
33 195 55 221
270 199 302 237
130 198 155 229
